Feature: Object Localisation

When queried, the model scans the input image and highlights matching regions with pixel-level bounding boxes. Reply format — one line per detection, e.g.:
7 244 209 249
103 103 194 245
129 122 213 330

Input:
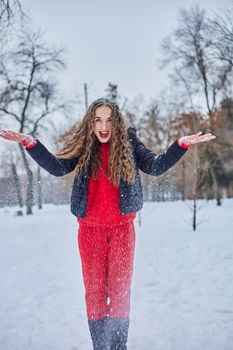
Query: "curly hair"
54 98 135 186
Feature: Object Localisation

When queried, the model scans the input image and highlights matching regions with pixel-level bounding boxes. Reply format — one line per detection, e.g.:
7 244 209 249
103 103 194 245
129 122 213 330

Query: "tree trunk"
209 160 221 206
193 197 197 231
181 159 186 201
192 145 197 231
18 144 34 215
207 116 222 206
37 166 42 209
10 162 23 208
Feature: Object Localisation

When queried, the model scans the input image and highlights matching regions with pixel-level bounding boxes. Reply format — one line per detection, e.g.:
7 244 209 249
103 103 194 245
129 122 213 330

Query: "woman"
0 97 215 350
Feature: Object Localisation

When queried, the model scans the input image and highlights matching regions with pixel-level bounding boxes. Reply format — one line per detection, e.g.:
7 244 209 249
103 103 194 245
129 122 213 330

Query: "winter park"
0 1 233 350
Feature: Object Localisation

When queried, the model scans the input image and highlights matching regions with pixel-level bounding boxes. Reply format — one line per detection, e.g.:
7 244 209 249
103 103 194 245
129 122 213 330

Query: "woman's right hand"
0 130 29 143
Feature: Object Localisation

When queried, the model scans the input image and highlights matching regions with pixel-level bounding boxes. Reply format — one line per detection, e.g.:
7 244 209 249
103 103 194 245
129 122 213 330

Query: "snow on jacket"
24 127 187 218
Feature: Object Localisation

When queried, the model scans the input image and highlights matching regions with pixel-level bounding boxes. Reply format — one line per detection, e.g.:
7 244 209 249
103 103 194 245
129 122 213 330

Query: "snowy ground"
0 199 233 350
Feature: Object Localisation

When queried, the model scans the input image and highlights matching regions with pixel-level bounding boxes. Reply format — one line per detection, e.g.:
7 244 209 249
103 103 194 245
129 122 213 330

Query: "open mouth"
99 131 109 138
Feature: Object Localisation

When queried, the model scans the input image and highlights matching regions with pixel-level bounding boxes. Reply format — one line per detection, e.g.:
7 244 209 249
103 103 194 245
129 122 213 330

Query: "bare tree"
209 6 233 69
171 111 210 230
160 5 233 205
140 101 163 147
161 6 232 113
0 0 25 45
139 100 167 201
0 0 24 24
105 82 128 111
0 29 74 214
1 142 24 211
105 82 118 102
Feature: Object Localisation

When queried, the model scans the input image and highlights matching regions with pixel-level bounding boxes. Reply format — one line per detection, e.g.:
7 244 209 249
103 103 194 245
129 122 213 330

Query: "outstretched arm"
0 130 78 177
129 128 215 176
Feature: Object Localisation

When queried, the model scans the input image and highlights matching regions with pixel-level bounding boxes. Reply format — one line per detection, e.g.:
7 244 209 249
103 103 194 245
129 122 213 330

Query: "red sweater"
77 141 136 227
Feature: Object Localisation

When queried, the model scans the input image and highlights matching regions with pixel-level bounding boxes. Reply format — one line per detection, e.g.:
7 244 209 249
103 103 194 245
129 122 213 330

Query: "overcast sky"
19 0 232 103
0 1 232 172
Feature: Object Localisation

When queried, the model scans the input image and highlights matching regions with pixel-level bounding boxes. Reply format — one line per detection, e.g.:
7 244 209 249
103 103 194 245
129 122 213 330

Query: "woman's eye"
95 119 112 122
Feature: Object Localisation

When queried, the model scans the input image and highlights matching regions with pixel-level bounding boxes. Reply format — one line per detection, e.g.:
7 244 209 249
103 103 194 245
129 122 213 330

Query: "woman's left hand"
180 131 216 146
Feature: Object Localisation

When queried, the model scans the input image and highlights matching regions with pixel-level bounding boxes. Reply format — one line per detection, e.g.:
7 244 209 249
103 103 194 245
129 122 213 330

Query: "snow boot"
88 317 109 350
107 317 130 350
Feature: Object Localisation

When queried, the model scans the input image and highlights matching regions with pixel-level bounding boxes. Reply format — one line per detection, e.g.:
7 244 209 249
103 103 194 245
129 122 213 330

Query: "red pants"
78 221 136 320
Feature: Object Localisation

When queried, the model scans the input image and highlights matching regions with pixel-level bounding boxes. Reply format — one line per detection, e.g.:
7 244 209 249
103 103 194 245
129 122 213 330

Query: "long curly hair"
54 98 135 186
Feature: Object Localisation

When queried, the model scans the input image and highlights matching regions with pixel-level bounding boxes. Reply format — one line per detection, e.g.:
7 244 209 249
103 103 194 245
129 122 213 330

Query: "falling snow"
0 199 233 349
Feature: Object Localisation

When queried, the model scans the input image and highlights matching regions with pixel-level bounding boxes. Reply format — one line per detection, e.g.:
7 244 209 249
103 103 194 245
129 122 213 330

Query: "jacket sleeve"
25 140 79 177
129 128 187 176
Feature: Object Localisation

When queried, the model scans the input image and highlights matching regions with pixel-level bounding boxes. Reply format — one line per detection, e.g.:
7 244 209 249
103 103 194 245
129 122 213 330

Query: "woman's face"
93 105 113 143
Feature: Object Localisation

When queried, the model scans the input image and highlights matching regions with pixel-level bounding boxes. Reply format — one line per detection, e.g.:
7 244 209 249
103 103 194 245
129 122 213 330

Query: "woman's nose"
101 122 107 129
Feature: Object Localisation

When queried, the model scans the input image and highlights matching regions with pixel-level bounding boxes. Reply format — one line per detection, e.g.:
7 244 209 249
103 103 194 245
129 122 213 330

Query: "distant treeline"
0 98 232 211
0 4 232 213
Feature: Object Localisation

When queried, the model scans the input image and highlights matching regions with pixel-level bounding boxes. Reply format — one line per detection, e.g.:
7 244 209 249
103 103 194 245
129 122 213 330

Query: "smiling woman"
0 97 216 350
93 105 113 143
